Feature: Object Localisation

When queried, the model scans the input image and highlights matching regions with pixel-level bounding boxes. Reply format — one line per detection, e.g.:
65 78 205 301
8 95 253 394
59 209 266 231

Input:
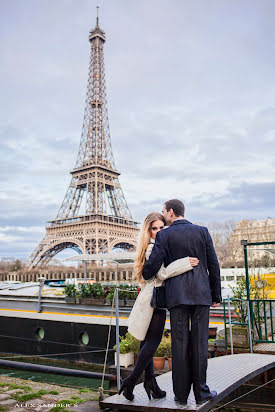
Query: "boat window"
35 327 45 340
79 331 89 345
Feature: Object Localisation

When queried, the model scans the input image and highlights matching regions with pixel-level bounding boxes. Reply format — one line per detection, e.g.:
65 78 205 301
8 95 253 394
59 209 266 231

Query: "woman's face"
150 219 164 239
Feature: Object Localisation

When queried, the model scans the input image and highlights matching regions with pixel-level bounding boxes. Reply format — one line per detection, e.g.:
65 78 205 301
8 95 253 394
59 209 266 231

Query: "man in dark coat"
142 199 221 405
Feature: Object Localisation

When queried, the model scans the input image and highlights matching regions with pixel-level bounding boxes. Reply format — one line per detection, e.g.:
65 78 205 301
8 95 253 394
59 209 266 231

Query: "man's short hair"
164 199 185 217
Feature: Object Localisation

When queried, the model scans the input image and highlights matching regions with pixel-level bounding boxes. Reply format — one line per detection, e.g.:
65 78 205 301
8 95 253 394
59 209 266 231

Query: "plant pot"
125 299 135 307
90 298 106 305
65 297 76 303
114 351 134 368
227 326 250 348
215 339 226 352
153 356 165 370
208 341 216 351
168 357 172 370
208 327 217 339
80 297 93 304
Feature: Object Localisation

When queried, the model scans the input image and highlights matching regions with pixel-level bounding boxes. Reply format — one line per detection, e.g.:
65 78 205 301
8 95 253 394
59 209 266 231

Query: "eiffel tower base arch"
25 218 138 268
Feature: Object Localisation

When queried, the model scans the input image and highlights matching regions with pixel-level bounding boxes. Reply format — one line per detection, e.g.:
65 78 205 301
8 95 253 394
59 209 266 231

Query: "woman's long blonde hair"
134 212 165 283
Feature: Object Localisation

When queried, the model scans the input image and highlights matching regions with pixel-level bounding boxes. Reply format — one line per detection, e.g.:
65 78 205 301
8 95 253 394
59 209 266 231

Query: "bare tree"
207 220 236 263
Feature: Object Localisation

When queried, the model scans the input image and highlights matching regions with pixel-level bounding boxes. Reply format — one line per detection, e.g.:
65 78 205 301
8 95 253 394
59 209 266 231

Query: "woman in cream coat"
119 212 199 401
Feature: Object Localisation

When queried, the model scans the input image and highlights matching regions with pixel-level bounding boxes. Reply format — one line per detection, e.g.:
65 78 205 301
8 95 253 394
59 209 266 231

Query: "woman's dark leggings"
129 308 166 382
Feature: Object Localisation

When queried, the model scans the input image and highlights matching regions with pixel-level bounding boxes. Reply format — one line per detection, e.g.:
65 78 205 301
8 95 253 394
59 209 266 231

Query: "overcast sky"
0 0 274 260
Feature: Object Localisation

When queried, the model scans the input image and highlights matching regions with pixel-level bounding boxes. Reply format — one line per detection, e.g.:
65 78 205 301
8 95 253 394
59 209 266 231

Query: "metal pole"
115 287 120 391
84 260 87 283
243 242 250 301
247 300 253 353
37 277 45 313
223 301 227 350
242 240 253 326
227 295 233 355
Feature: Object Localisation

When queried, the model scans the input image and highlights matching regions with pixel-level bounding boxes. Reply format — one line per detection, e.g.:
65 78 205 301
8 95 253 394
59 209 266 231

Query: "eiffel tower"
25 13 139 268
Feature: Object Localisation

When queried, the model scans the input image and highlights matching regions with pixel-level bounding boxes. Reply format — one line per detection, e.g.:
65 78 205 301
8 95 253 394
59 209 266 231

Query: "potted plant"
125 332 140 363
79 283 92 304
113 333 135 368
90 283 106 305
153 337 167 370
215 333 226 353
118 285 127 306
208 338 216 357
105 284 116 305
125 285 138 306
75 290 81 304
63 284 77 303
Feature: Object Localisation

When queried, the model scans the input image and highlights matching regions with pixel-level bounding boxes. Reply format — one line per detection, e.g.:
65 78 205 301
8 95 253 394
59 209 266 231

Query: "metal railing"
223 297 275 352
250 299 275 343
223 297 253 354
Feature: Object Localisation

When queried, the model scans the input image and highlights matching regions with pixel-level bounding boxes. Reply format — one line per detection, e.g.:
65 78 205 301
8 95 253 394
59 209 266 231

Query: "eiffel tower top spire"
89 6 106 42
73 9 114 172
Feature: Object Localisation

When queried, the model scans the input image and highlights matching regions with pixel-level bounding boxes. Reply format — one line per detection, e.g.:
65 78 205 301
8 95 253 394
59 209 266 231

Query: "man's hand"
211 302 220 307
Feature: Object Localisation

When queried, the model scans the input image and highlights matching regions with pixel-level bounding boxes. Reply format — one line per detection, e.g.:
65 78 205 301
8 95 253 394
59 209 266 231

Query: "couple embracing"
119 199 222 406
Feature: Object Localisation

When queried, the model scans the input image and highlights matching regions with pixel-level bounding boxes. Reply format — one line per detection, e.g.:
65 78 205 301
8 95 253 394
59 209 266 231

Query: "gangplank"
101 354 275 411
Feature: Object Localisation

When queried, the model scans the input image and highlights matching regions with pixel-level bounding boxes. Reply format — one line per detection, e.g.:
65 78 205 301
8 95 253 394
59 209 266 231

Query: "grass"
48 398 81 412
14 389 50 402
0 407 8 412
78 388 90 393
8 384 32 392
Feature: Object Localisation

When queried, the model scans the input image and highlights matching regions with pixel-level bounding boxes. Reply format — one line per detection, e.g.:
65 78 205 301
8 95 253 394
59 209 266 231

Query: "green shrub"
113 332 140 354
155 337 167 357
79 283 90 298
63 284 77 298
90 283 105 298
125 332 140 353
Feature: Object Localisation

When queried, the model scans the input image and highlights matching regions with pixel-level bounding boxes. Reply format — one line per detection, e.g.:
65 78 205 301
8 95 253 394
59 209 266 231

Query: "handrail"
223 297 275 345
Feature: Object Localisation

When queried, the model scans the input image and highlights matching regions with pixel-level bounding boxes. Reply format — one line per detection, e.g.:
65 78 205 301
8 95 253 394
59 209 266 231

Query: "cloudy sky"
0 0 274 260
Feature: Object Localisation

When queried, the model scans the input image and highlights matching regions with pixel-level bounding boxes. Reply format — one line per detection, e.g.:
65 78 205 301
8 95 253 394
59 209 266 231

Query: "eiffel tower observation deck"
25 13 139 268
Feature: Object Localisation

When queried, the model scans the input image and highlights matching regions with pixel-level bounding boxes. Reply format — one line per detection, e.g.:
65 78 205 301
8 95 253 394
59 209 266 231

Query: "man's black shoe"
196 390 217 405
174 396 187 406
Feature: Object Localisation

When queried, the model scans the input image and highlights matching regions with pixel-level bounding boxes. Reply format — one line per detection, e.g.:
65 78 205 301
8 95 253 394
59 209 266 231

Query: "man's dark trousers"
170 304 210 403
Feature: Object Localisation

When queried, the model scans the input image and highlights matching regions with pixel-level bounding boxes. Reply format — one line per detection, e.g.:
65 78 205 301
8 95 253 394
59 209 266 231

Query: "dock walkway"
101 353 275 411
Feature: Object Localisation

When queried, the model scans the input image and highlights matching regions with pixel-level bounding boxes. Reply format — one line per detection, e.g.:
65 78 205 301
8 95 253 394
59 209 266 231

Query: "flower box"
226 326 250 349
125 299 135 307
80 297 106 305
90 298 106 305
65 297 76 304
114 351 134 368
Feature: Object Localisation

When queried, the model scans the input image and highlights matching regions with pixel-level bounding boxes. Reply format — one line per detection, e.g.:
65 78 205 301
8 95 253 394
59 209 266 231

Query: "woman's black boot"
118 376 136 401
143 375 166 400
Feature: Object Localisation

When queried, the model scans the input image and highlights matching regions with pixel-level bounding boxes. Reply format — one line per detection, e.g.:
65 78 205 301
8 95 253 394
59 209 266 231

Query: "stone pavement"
0 376 102 412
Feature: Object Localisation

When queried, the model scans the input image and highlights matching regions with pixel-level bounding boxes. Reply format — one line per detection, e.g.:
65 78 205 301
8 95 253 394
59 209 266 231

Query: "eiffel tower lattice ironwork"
25 16 139 268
